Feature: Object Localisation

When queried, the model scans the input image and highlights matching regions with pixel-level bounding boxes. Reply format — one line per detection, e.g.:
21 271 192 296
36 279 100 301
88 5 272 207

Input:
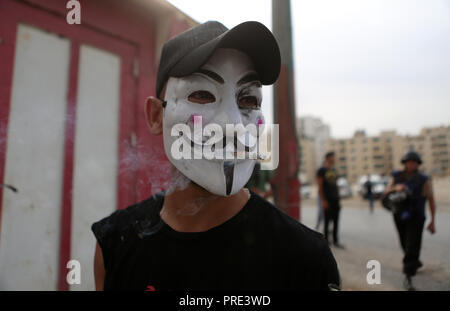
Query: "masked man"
92 21 340 291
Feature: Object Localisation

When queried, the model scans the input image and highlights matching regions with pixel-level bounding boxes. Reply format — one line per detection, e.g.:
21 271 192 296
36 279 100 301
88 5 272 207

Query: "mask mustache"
186 127 257 147
182 130 263 160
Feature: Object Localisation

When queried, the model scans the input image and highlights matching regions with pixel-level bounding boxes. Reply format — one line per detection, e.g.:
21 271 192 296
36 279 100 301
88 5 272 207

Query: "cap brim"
168 21 281 85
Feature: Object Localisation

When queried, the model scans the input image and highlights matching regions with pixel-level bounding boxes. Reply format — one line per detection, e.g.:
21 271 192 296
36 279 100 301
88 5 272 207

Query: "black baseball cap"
325 151 335 159
156 21 281 98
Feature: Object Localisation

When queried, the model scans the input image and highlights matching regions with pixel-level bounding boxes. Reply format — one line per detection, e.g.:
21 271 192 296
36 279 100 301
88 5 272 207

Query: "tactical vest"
392 170 428 219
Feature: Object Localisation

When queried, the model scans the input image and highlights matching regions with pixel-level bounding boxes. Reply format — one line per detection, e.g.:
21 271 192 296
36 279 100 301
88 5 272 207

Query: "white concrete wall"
0 24 70 290
70 45 120 290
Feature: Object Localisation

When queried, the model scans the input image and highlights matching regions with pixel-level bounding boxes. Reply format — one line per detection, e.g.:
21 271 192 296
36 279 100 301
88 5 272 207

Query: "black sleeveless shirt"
91 192 340 290
392 170 429 218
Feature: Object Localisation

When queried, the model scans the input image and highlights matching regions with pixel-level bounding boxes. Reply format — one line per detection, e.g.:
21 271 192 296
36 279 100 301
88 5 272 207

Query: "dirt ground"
299 177 450 291
432 176 450 209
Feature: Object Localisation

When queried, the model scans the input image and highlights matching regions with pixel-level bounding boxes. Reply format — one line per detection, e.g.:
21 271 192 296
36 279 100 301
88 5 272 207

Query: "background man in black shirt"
364 175 374 213
317 152 344 248
92 21 340 291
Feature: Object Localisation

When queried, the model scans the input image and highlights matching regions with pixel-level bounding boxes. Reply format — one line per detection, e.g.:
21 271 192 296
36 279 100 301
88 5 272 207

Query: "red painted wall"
0 0 193 290
2 0 194 206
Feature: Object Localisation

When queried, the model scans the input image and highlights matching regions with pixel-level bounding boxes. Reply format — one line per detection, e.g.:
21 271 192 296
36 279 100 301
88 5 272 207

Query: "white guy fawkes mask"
162 48 265 196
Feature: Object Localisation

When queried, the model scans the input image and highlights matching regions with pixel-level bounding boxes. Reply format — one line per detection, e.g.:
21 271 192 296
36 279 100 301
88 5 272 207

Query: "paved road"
300 198 450 291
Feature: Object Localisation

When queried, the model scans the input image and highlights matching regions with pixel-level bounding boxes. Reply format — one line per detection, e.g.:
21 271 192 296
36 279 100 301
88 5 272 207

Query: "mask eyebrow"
195 69 225 84
237 72 261 87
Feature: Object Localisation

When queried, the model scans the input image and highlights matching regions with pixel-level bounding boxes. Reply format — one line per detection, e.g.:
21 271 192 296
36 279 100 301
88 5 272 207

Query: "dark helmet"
401 150 422 165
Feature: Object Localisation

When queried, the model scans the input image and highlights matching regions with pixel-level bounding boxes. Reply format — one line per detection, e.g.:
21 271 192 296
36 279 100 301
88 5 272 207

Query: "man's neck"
404 169 418 178
160 175 250 233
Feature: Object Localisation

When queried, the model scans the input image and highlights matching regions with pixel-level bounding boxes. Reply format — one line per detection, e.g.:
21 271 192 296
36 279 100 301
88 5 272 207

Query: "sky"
167 0 450 138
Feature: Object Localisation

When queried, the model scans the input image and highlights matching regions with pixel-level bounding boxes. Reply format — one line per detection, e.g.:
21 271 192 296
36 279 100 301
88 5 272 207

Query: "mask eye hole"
238 96 259 109
188 90 216 104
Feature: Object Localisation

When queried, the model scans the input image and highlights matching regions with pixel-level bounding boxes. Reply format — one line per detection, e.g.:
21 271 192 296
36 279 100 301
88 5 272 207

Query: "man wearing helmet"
384 150 436 291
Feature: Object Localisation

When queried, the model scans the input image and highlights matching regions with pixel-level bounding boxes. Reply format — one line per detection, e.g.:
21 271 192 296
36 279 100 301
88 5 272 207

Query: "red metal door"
0 0 138 290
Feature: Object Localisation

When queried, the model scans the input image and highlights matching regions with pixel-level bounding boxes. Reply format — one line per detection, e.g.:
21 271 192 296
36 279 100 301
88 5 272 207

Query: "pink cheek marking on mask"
191 114 202 125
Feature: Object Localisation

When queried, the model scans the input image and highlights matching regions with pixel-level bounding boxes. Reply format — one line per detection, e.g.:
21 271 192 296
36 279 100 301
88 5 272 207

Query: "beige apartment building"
326 130 393 183
322 125 450 183
299 137 317 184
297 117 330 184
391 126 450 175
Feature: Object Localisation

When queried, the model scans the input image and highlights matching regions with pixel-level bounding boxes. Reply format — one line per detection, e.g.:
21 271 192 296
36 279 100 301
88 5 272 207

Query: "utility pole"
272 0 301 220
